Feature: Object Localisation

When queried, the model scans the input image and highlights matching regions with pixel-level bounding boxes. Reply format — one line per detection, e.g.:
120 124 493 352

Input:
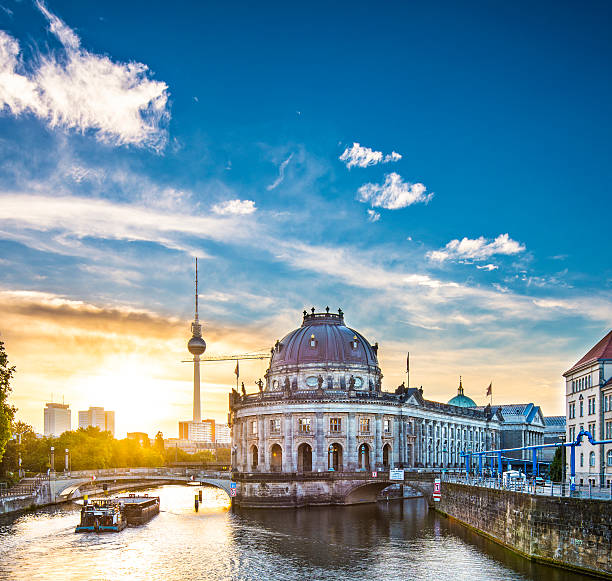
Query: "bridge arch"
343 478 434 506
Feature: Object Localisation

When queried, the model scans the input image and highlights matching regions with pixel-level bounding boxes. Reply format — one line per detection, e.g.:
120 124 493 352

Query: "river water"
0 485 586 581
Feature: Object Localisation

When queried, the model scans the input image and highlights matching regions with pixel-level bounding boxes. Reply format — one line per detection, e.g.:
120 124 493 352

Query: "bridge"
232 469 441 507
48 468 233 500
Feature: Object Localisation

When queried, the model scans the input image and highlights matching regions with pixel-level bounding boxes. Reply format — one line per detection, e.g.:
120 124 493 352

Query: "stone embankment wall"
438 482 612 579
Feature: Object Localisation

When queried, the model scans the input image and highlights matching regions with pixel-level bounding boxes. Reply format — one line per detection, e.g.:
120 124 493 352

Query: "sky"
0 0 611 438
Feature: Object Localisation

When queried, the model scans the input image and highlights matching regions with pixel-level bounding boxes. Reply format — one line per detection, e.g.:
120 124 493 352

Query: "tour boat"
75 499 127 533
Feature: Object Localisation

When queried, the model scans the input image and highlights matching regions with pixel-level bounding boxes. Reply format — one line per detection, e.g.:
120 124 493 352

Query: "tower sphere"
188 336 207 355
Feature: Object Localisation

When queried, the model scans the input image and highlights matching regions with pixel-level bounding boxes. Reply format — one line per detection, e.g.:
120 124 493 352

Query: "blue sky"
0 0 611 436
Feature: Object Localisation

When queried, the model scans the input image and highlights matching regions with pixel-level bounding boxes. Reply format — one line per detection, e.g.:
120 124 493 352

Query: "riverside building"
563 330 612 486
229 308 503 478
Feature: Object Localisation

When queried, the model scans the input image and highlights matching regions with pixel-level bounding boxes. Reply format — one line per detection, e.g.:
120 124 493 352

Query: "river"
0 485 586 580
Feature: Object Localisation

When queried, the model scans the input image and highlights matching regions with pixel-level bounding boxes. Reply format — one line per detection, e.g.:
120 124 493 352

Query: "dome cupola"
448 376 477 407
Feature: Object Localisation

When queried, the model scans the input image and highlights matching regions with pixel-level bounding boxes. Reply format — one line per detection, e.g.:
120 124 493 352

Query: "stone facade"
438 482 612 578
229 309 502 506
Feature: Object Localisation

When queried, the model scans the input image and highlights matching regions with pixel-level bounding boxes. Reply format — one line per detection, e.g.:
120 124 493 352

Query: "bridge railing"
48 467 232 481
443 474 612 500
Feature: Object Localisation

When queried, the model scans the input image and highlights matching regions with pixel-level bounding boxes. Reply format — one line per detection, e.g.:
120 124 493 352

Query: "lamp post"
559 434 566 485
49 446 55 474
64 448 70 473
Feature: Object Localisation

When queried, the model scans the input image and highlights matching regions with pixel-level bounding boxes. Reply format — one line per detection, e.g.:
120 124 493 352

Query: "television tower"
187 258 206 422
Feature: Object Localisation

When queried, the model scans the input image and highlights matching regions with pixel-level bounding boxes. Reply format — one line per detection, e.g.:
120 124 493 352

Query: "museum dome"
269 308 379 371
448 377 477 407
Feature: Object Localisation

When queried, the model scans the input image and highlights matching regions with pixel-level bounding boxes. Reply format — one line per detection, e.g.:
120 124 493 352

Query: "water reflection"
0 485 586 581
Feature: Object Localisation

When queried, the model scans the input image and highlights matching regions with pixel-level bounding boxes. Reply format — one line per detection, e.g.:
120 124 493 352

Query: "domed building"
229 308 503 507
447 378 477 408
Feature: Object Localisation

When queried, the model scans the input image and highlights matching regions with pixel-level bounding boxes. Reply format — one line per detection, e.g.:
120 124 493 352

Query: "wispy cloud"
339 142 401 169
357 172 432 209
0 2 169 149
427 233 525 263
266 153 293 190
367 209 380 222
476 264 499 271
211 199 256 215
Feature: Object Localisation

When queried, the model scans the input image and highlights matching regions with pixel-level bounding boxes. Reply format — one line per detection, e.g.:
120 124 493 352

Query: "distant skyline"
0 1 611 437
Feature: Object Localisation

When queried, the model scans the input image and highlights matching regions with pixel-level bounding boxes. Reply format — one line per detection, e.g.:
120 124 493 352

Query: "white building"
563 330 612 486
44 403 71 437
79 406 115 436
215 423 231 444
179 419 215 442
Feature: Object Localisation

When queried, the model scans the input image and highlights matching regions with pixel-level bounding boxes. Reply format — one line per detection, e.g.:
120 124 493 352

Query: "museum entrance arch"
358 443 370 471
297 443 313 472
270 444 282 472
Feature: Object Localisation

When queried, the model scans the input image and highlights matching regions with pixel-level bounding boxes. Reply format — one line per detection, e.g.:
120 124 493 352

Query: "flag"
234 360 239 378
486 382 492 397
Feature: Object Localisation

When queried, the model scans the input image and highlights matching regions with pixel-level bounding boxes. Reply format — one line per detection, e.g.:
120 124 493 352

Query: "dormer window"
351 335 358 350
309 334 317 348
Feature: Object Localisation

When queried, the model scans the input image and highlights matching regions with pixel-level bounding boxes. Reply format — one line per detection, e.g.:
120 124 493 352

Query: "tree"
549 446 564 482
154 431 165 454
0 341 16 462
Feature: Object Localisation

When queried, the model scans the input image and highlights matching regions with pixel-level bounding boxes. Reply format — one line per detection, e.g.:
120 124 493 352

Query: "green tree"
549 446 564 482
0 341 16 462
154 431 165 454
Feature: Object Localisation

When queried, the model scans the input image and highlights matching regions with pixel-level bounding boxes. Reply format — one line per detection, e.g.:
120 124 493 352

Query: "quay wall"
438 482 612 579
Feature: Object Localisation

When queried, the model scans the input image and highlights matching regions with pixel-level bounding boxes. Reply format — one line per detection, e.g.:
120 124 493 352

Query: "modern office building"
79 406 115 436
215 423 231 444
43 402 71 437
178 418 215 442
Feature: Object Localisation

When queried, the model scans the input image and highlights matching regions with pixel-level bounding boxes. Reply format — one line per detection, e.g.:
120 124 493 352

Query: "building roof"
495 403 544 426
564 330 612 375
269 309 379 370
544 416 566 427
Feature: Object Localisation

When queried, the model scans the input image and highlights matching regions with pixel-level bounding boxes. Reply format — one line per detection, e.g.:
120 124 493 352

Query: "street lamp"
49 446 55 474
64 448 70 473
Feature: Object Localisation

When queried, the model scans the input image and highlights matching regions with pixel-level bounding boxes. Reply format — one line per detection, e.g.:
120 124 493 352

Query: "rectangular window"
270 418 281 434
329 418 342 433
580 400 584 417
606 421 612 439
569 426 575 441
298 418 311 433
588 422 596 435
383 418 392 434
359 417 371 434
251 420 258 436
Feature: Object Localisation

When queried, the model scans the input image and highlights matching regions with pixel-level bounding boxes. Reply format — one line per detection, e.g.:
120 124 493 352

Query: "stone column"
284 413 294 472
259 415 266 471
315 412 325 472
374 414 382 469
347 412 356 470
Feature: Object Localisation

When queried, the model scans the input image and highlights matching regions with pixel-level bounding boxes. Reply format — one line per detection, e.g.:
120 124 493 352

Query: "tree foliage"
0 341 16 462
0 421 231 480
549 446 564 482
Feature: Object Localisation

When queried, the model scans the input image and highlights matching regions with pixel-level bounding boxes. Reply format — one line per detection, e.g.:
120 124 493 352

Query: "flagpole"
406 352 410 388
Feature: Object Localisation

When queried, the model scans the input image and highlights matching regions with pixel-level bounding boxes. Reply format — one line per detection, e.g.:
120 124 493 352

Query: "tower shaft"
193 355 201 423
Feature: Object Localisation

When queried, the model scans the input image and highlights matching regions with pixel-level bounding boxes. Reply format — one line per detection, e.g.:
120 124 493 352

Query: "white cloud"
211 199 256 215
266 153 293 190
339 142 402 169
357 172 432 209
427 233 525 263
476 264 499 271
367 209 380 222
0 2 169 149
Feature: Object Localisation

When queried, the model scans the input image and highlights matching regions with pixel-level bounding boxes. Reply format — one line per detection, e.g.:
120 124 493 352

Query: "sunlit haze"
1 1 611 437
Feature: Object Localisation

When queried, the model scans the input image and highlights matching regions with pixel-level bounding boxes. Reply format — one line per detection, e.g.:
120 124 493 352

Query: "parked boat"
117 494 160 526
75 499 127 533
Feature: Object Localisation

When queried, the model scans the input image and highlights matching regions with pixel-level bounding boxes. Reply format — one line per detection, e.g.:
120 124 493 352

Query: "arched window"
358 443 370 471
607 450 612 467
590 451 596 467
270 444 282 472
297 443 312 472
382 443 392 469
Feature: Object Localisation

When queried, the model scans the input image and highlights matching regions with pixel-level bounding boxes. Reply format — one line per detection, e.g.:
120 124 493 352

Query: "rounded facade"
229 309 501 480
